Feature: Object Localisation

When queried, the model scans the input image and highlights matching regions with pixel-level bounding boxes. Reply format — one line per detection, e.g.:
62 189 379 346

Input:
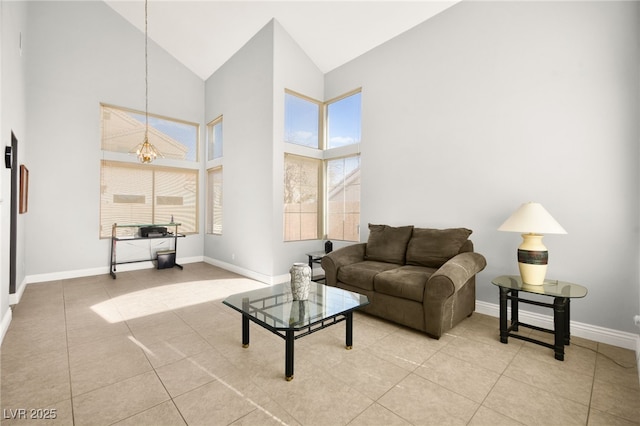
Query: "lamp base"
517 233 548 285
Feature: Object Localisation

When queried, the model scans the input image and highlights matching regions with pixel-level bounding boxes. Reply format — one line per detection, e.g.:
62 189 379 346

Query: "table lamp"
498 202 567 285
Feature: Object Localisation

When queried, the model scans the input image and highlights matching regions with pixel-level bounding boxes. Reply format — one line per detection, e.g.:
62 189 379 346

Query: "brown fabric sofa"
321 224 487 338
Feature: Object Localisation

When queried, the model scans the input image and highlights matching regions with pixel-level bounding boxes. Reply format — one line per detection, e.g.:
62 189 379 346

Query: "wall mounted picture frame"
19 164 29 214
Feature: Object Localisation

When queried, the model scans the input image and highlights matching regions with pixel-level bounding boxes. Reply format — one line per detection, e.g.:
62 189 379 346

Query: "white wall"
204 21 276 280
23 1 204 283
0 0 28 338
325 1 640 333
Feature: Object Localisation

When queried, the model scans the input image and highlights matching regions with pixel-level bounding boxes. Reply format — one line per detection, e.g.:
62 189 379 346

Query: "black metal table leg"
511 289 519 332
242 315 250 348
564 299 571 345
285 330 294 381
499 287 509 343
346 312 353 349
553 297 566 361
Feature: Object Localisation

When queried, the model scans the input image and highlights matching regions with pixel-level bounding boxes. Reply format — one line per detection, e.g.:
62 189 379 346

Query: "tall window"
284 154 321 241
100 161 198 237
284 91 320 148
283 90 361 242
327 156 360 241
100 104 199 237
207 116 223 161
101 104 199 161
207 167 223 235
327 92 361 149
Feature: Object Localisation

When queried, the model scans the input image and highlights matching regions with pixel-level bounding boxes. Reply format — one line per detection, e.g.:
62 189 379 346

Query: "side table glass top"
491 275 587 298
222 281 369 330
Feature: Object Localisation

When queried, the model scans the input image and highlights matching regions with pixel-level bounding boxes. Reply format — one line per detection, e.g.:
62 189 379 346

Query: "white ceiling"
104 1 461 80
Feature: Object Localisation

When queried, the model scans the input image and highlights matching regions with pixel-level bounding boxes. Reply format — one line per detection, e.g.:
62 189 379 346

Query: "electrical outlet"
634 315 640 327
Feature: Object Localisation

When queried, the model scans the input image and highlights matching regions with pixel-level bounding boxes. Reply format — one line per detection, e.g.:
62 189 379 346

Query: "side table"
491 275 587 361
305 251 327 282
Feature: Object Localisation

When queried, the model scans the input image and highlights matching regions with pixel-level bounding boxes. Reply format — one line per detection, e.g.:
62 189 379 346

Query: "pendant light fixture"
134 0 161 163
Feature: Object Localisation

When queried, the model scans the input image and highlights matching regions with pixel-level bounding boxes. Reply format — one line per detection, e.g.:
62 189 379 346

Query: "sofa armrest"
426 252 487 300
321 243 367 287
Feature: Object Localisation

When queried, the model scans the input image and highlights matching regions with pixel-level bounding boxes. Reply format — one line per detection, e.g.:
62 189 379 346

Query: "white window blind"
100 160 198 237
207 167 223 235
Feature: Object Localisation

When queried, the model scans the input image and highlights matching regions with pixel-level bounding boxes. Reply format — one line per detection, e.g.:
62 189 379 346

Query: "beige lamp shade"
498 202 566 285
498 202 567 234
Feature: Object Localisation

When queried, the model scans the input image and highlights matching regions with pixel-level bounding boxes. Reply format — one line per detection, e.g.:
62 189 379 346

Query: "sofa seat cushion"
374 265 436 303
337 261 399 291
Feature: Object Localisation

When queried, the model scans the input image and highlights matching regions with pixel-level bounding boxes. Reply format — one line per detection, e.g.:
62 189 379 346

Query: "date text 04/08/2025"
3 408 58 420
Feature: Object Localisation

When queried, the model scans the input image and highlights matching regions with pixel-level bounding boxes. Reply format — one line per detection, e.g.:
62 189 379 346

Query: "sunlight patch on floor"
91 278 266 323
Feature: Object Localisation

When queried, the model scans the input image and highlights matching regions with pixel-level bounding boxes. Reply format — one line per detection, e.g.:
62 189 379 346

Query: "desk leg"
565 299 571 345
346 312 353 349
553 297 566 361
285 330 294 381
307 255 314 281
511 289 519 332
499 287 509 343
242 315 250 348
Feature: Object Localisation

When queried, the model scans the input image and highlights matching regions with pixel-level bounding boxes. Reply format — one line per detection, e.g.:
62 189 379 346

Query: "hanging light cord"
144 0 149 140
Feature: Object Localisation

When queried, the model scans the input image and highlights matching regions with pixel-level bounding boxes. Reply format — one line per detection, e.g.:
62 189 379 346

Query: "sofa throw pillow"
406 228 472 268
365 224 414 265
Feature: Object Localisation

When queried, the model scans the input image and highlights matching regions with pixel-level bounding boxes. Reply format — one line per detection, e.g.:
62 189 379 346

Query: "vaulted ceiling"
104 1 460 80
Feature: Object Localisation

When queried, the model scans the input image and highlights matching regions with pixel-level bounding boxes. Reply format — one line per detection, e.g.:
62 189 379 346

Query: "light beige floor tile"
367 332 438 372
378 373 479 425
66 320 130 348
484 376 589 425
172 380 268 426
229 399 302 426
1 350 71 410
67 334 143 367
518 337 598 377
143 331 214 368
440 334 519 374
0 399 73 426
590 378 640 423
325 349 410 400
347 403 411 426
468 406 525 425
415 350 500 403
70 348 153 396
154 353 221 397
594 350 640 391
588 408 640 426
503 351 594 405
112 400 187 426
72 371 170 425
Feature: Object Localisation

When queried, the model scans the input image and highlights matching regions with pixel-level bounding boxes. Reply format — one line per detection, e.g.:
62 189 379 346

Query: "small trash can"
156 250 176 269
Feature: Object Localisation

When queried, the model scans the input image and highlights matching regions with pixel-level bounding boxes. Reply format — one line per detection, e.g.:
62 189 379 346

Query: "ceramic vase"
290 262 311 300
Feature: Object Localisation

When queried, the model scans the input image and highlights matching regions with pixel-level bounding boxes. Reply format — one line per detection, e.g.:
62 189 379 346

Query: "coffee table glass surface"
222 281 369 330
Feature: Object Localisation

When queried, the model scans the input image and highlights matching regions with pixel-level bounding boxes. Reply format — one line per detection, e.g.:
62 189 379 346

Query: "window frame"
206 166 223 235
283 88 362 242
207 115 223 161
99 160 199 238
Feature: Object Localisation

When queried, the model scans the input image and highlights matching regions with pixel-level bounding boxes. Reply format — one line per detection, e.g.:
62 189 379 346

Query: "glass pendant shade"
135 136 159 164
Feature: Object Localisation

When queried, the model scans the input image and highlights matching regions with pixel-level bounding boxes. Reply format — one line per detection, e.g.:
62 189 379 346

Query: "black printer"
139 226 168 237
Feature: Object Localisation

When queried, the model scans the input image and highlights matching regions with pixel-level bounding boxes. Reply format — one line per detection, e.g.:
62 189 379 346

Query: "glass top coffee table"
222 281 369 381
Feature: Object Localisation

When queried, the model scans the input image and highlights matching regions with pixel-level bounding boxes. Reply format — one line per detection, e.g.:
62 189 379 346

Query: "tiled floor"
1 262 639 425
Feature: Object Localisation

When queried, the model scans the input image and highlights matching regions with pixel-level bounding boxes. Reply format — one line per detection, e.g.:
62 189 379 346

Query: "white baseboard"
476 300 639 351
0 306 12 346
203 257 289 285
25 256 205 284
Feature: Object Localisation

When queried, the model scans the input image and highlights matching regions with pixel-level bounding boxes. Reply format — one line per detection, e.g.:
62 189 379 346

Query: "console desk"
109 222 184 279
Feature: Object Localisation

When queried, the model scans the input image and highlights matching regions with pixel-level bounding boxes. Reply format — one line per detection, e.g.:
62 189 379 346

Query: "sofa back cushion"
365 224 414 264
406 228 472 268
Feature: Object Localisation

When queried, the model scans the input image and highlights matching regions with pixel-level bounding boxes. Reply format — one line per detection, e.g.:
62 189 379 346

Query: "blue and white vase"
290 262 311 300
